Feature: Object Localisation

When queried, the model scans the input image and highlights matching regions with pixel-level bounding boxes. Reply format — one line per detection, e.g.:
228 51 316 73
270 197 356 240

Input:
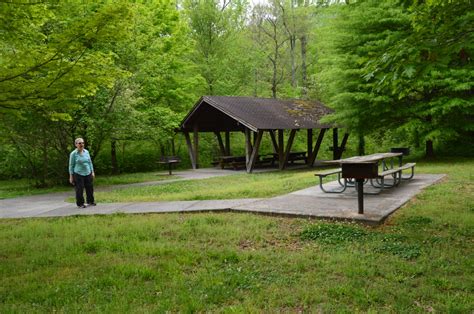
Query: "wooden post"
307 129 313 164
214 132 226 156
245 128 252 165
247 130 263 173
308 128 327 166
278 130 284 170
333 128 339 160
282 129 297 169
184 131 196 169
337 133 349 159
193 125 199 169
225 131 231 155
269 130 278 153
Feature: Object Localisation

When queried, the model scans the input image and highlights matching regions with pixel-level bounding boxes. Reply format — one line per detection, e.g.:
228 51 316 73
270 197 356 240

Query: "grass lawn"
0 158 473 312
0 172 176 199
95 168 318 202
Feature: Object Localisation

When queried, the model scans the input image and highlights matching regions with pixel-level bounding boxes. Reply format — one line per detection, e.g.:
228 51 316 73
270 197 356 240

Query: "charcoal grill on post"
342 162 379 214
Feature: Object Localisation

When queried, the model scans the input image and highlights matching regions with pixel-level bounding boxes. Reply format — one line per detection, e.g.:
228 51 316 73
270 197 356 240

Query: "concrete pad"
231 174 445 223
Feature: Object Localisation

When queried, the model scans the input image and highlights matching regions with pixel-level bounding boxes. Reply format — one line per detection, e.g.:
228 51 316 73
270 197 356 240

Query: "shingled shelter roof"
179 96 334 132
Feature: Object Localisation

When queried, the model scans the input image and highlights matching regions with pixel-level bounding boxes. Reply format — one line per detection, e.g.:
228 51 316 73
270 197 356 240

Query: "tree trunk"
358 135 365 156
254 68 258 97
40 141 48 188
111 140 119 174
290 34 296 87
425 139 435 158
300 34 307 99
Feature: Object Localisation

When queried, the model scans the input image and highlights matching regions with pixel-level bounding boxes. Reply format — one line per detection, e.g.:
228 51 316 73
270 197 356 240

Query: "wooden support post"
337 133 349 159
269 130 278 153
214 132 226 156
308 128 327 166
245 128 252 165
333 128 339 160
225 131 231 155
247 130 264 173
307 129 313 164
282 129 297 169
278 130 284 170
184 131 197 169
193 125 199 169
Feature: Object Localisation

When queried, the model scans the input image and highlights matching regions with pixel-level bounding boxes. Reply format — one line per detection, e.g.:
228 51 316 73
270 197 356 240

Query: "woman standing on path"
69 138 96 208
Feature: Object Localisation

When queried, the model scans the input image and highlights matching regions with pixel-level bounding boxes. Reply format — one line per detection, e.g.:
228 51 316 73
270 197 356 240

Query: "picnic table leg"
356 178 364 214
168 163 172 175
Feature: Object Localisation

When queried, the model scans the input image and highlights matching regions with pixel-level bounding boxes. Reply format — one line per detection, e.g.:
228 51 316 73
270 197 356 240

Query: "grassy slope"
0 158 473 312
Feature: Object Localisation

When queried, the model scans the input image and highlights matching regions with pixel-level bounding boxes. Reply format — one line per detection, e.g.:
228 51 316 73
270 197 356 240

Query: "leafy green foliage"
316 0 473 156
0 0 472 186
0 2 131 115
0 1 201 183
184 0 249 95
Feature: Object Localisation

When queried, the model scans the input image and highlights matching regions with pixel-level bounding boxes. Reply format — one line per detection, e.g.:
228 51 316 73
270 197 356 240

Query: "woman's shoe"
78 205 86 208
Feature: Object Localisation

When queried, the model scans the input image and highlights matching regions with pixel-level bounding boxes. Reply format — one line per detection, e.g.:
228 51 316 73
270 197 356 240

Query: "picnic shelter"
178 96 349 173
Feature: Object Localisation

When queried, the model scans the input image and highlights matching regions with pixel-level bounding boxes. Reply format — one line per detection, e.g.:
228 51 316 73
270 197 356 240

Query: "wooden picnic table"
213 155 246 169
265 151 307 165
326 152 403 165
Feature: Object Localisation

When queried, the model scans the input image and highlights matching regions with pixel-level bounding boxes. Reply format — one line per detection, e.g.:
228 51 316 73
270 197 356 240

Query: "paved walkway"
0 168 445 224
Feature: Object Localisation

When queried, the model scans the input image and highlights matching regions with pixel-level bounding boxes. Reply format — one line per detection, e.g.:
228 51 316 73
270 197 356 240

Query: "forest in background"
0 0 472 187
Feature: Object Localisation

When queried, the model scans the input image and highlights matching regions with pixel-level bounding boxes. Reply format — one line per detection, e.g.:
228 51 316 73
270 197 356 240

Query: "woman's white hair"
74 138 84 145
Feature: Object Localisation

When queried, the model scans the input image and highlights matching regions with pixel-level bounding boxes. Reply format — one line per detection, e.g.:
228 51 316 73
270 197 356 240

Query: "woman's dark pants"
73 173 94 206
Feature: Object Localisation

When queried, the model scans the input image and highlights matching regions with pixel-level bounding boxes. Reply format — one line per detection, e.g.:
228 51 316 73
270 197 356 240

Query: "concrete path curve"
0 168 445 224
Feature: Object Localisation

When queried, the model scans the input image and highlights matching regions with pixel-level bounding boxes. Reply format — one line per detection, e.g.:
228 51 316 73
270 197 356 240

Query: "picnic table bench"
373 162 416 188
287 151 307 164
212 151 308 170
212 156 247 170
263 151 307 165
314 168 345 193
157 156 181 175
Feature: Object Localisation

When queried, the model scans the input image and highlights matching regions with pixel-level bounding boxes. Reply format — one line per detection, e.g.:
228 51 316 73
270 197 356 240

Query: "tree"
0 1 133 185
0 0 201 183
184 0 247 95
367 0 474 156
250 2 289 98
315 0 473 156
0 2 131 116
316 1 410 146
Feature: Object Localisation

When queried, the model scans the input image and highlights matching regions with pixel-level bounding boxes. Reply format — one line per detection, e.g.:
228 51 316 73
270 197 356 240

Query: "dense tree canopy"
316 0 473 156
0 0 472 184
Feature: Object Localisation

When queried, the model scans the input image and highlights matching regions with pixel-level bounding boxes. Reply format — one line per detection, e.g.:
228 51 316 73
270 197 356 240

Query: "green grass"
0 172 175 199
94 157 473 203
95 168 320 202
0 158 473 311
